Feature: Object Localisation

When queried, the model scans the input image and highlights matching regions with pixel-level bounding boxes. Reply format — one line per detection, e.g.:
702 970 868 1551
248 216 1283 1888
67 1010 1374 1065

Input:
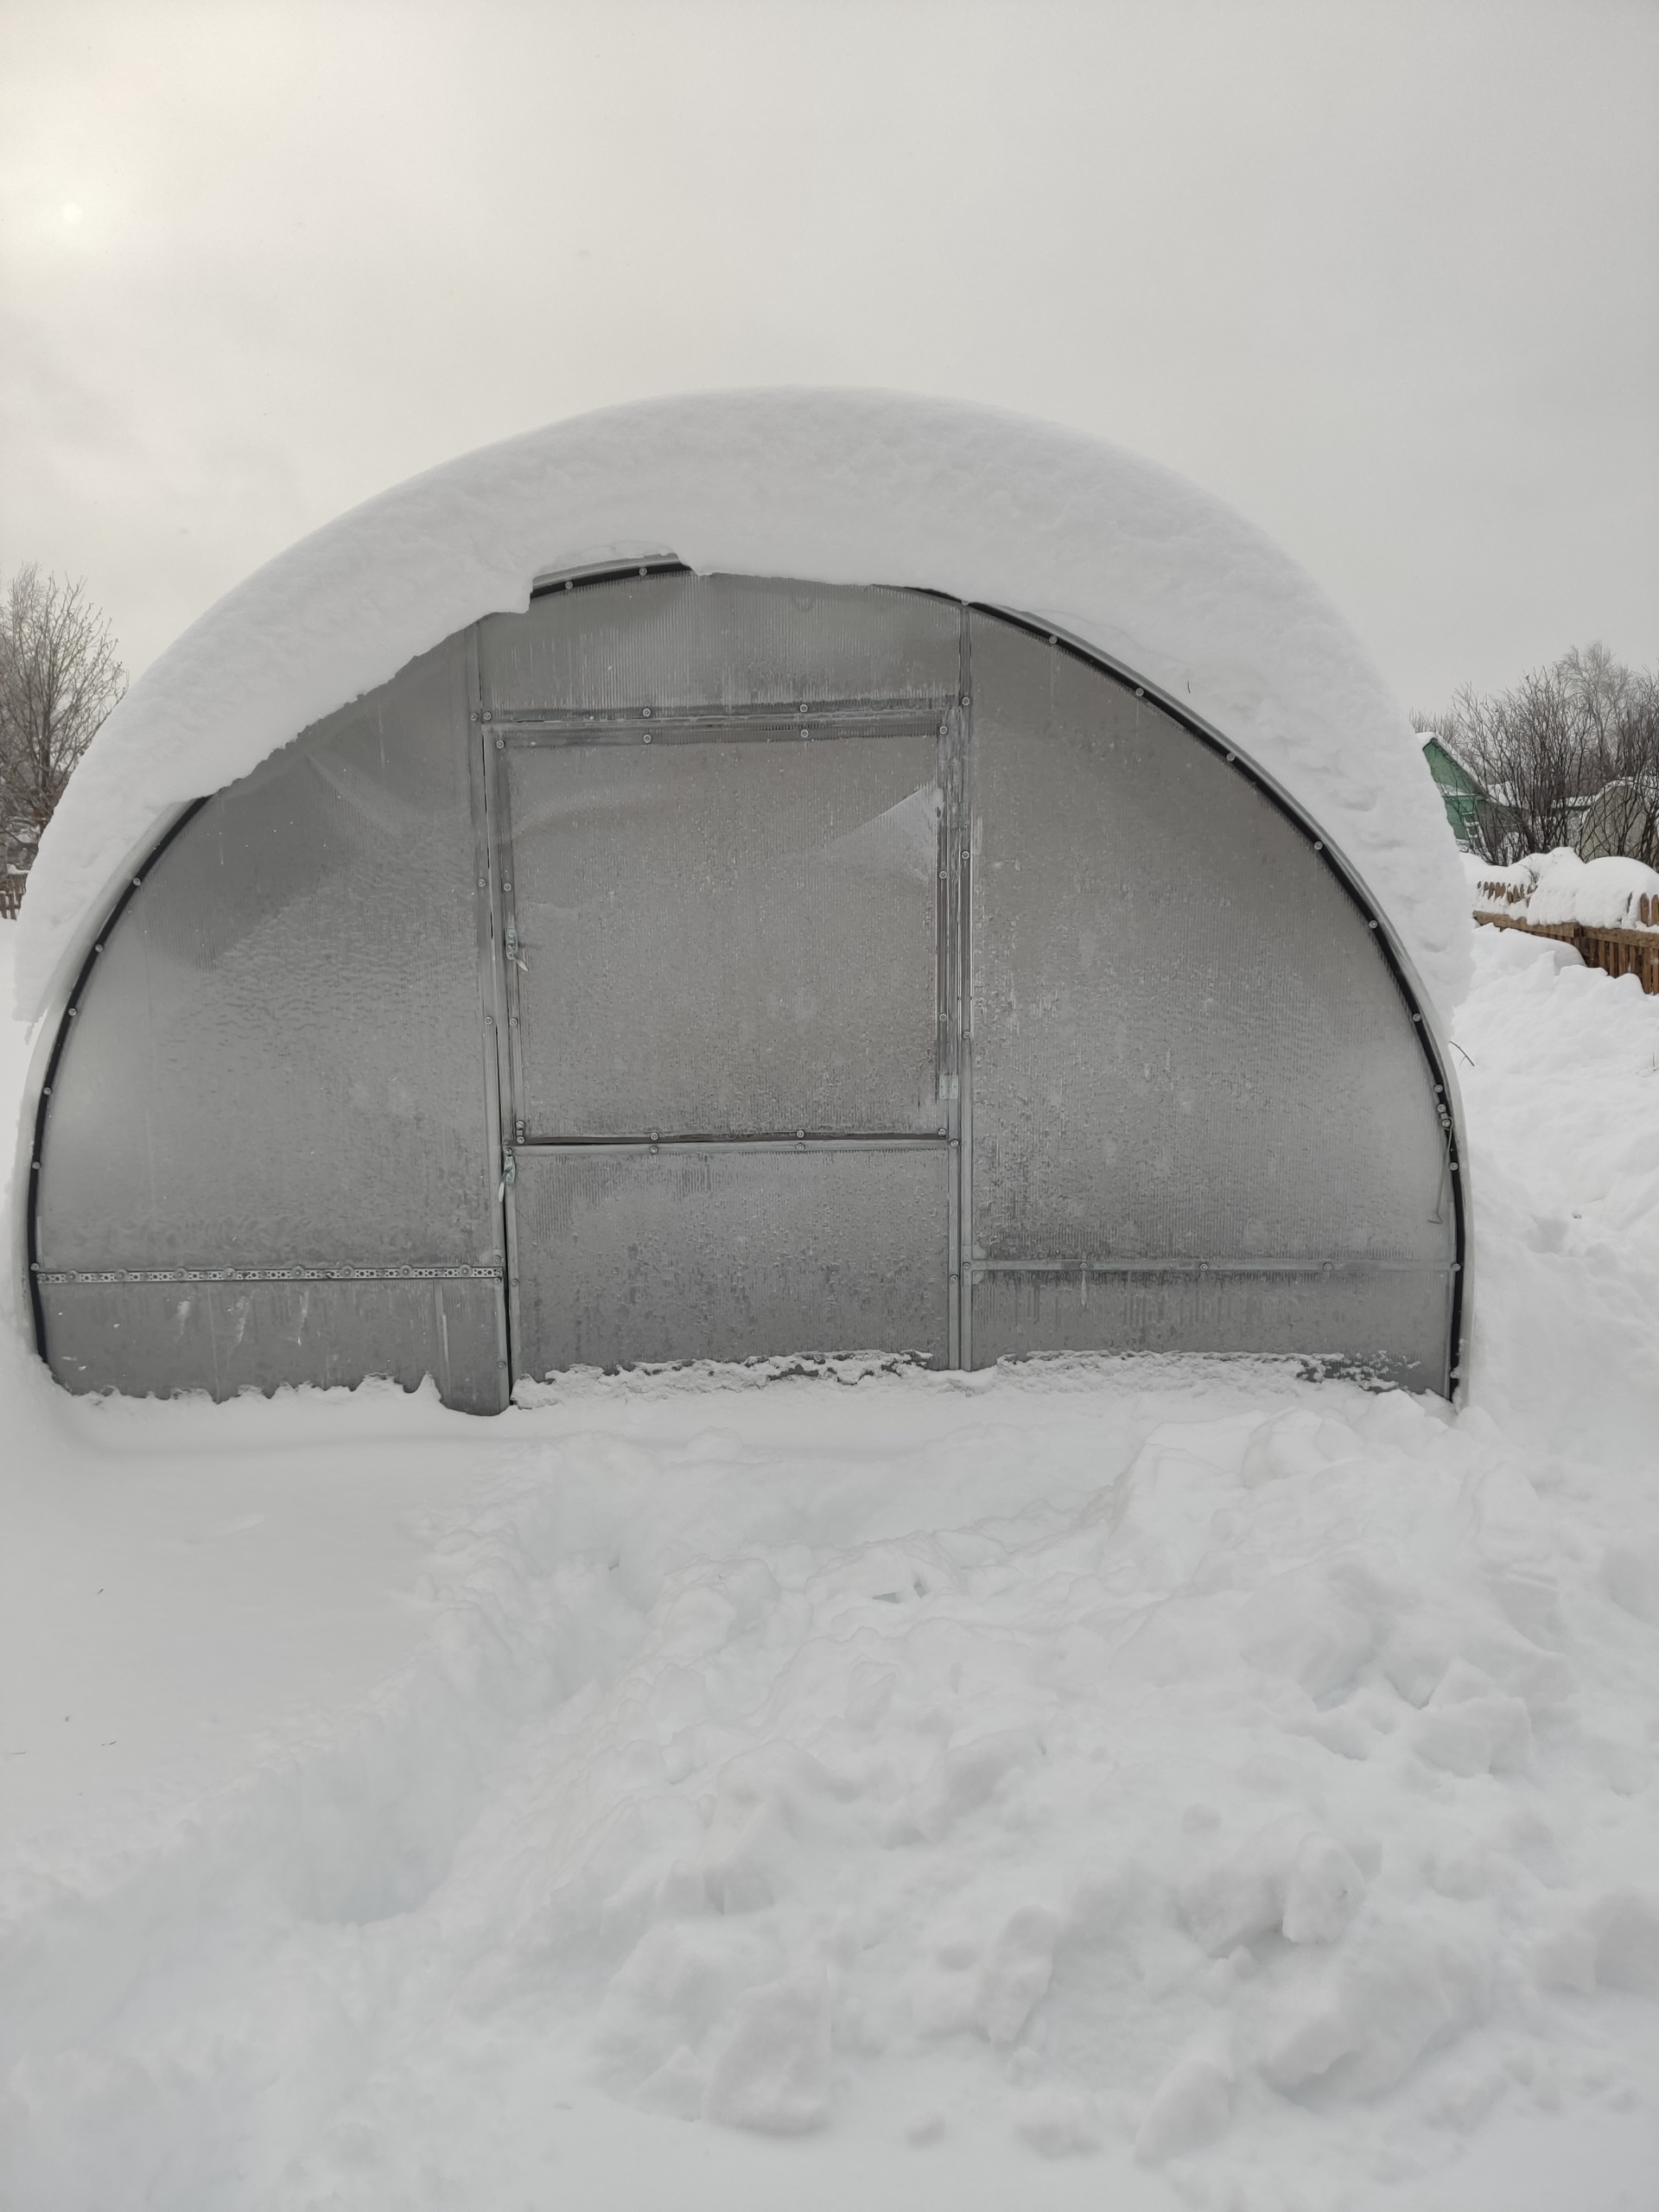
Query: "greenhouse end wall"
24 571 1465 1408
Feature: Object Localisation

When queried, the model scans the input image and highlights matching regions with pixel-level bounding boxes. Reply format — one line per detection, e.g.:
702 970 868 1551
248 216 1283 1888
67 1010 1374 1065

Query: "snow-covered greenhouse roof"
14 390 1470 1022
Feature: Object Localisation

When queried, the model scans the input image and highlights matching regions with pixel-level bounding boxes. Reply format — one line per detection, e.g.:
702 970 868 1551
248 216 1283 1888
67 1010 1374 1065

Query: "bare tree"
1573 659 1659 869
1448 664 1589 861
1424 643 1659 866
0 565 126 874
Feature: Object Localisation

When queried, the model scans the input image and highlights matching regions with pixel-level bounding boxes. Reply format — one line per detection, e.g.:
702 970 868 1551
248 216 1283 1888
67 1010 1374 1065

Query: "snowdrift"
1470 849 1659 934
13 390 1471 1023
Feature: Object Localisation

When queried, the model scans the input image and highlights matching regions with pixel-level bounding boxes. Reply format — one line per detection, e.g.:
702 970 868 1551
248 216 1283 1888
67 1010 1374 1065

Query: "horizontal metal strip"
489 707 949 740
35 1264 505 1286
969 1257 1457 1278
517 1135 950 1155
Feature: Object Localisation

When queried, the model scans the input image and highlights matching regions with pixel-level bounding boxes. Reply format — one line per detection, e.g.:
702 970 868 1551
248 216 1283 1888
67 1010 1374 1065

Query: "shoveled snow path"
2 923 1657 2211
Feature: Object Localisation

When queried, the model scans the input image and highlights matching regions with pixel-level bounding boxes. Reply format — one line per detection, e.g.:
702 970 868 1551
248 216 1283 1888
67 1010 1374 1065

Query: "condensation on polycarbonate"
512 1144 950 1375
36 641 499 1270
506 733 943 1139
970 1264 1452 1389
40 1276 505 1414
969 612 1436 1264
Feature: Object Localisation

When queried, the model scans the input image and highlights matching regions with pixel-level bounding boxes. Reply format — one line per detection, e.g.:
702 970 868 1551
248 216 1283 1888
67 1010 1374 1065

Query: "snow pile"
1526 852 1659 934
1466 854 1537 918
3 925 1659 2208
1470 849 1659 932
12 391 1470 1025
1454 927 1659 1460
8 1364 1659 2210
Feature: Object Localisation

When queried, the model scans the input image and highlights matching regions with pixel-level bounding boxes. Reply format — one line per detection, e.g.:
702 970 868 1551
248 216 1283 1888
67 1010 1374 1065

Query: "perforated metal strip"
34 1264 504 1286
969 1258 1458 1277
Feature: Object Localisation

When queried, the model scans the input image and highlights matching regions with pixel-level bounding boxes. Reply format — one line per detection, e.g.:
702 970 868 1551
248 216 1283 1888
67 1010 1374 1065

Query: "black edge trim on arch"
968 600 1469 1399
25 797 213 1366
530 557 692 601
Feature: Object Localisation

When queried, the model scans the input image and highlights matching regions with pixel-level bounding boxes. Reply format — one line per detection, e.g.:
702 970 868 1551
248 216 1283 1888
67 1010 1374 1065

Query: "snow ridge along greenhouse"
13 396 1469 1412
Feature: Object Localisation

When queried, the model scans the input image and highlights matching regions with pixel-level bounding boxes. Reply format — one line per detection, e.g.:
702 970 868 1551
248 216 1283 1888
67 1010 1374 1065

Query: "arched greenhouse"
11 395 1470 1412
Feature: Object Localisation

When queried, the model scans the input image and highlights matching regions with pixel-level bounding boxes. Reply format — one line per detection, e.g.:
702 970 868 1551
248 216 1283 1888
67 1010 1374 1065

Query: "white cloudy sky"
2 0 1655 709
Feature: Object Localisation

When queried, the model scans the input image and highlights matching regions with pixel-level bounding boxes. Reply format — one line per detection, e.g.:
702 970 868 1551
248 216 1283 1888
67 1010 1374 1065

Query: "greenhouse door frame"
472 591 973 1386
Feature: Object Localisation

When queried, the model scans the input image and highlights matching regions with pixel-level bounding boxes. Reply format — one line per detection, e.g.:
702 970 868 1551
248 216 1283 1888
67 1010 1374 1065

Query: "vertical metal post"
957 604 976 1370
471 630 520 1402
940 698 961 1370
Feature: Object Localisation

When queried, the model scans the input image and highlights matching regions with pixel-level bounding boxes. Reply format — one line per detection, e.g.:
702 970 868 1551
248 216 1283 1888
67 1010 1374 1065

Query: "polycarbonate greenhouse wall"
26 570 1465 1411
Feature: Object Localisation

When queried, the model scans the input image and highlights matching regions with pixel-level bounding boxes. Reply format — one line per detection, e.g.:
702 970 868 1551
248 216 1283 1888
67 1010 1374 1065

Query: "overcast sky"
3 0 1655 712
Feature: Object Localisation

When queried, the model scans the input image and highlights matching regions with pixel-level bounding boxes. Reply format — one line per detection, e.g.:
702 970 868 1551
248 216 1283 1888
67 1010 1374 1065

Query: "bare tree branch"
0 565 126 872
1425 644 1659 866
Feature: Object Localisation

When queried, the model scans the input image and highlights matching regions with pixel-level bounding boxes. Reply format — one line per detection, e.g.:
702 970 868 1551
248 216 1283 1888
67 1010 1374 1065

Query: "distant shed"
1421 734 1488 850
12 394 1470 1408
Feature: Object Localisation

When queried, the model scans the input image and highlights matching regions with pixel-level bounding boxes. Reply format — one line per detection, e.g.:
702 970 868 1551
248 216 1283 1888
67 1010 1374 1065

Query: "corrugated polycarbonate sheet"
480 571 961 715
505 732 943 1138
41 1278 505 1413
966 612 1453 1383
512 1144 950 1375
37 640 498 1276
971 1265 1451 1389
969 615 1449 1262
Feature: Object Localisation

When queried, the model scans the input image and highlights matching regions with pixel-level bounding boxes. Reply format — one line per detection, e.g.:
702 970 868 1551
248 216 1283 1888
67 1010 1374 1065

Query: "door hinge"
502 1147 517 1188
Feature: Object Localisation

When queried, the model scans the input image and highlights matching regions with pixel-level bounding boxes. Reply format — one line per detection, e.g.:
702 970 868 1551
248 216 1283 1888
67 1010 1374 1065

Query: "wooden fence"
0 877 22 922
1477 910 1659 995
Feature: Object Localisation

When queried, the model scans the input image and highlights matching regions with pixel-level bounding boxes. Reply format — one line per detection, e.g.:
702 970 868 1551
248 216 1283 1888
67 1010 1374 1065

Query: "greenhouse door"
482 579 961 1382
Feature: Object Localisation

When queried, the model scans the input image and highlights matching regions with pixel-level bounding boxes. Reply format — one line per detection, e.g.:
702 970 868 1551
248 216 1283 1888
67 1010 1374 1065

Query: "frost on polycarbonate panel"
36 639 495 1274
41 1279 505 1413
508 733 943 1137
972 1267 1452 1391
512 1145 950 1376
480 571 961 715
967 612 1453 1377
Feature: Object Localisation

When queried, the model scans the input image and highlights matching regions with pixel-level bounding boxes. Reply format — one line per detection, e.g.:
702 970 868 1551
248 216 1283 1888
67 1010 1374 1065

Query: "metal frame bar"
486 708 943 741
476 655 529 1394
516 1136 948 1158
956 602 976 1371
938 689 962 1370
969 1258 1454 1278
36 1263 504 1286
465 625 515 1409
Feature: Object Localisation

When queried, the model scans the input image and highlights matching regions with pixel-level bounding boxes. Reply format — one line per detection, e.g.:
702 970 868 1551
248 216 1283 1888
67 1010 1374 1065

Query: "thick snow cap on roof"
14 389 1471 1020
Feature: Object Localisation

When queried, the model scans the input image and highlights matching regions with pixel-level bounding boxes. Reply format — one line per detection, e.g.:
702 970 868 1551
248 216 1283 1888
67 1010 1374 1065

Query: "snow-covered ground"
3 918 1657 2211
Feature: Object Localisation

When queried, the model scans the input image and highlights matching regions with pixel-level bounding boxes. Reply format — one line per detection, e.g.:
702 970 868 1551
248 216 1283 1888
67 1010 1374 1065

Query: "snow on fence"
1471 849 1659 995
